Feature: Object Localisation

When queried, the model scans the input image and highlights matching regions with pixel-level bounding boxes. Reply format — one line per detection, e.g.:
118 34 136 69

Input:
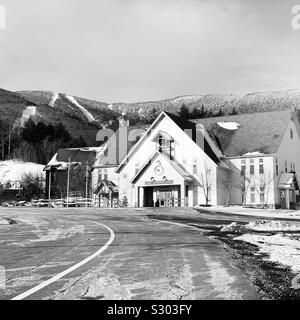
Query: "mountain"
0 88 33 127
1 88 300 145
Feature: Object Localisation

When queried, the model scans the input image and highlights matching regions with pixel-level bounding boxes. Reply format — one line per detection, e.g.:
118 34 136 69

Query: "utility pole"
8 126 11 160
86 161 88 208
67 158 71 208
1 140 4 160
48 167 52 208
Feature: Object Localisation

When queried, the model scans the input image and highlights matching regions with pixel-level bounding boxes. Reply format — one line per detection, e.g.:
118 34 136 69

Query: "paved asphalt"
0 207 260 300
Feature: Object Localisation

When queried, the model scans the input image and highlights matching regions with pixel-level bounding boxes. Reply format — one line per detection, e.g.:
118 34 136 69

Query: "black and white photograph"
1 0 300 307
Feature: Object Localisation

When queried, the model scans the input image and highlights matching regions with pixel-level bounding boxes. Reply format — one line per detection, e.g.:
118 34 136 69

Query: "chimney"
119 119 130 128
119 114 129 128
195 123 205 151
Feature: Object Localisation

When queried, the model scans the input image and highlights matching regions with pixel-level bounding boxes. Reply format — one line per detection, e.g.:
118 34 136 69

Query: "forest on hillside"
0 102 240 165
0 119 87 164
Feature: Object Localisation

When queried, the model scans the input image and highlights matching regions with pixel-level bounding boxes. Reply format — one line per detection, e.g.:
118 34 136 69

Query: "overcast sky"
0 0 299 102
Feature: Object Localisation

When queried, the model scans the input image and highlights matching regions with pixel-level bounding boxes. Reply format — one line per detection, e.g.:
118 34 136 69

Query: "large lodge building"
45 109 300 209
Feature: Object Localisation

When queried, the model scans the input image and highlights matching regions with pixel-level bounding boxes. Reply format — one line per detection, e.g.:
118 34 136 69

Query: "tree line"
177 104 238 120
0 119 87 164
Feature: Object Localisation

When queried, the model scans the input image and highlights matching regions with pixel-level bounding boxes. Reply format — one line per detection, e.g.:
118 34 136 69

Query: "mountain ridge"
0 88 299 144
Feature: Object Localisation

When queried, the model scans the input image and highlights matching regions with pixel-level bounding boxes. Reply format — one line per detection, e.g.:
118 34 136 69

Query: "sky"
0 0 300 102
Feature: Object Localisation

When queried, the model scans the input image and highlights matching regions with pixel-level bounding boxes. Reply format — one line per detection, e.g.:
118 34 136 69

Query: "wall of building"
92 166 118 190
117 115 219 207
228 155 275 206
275 119 300 205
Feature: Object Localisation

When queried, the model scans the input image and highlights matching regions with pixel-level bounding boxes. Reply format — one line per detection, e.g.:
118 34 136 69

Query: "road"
0 207 259 300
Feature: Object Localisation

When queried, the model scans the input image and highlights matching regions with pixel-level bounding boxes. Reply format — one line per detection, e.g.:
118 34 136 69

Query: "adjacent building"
45 109 300 209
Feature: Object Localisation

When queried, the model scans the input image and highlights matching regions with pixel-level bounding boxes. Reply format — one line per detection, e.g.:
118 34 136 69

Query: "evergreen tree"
231 107 238 115
178 104 190 119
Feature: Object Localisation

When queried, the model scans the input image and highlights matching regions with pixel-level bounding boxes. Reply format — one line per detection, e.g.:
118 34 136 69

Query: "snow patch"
171 95 203 104
49 92 59 107
18 106 37 127
31 225 86 243
65 95 96 122
220 220 300 233
0 160 45 186
235 234 300 273
242 151 264 156
217 122 240 130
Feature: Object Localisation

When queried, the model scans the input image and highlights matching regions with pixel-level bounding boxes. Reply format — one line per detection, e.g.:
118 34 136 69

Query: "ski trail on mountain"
65 96 95 122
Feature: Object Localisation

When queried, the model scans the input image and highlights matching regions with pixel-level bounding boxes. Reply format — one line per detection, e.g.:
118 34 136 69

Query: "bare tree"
221 162 243 206
199 162 214 206
254 171 276 208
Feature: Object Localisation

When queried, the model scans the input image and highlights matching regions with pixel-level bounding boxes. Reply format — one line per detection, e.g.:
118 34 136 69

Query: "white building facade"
85 109 300 209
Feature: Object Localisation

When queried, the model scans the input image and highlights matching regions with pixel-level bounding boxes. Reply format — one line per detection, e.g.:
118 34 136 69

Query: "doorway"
144 187 154 207
157 190 173 207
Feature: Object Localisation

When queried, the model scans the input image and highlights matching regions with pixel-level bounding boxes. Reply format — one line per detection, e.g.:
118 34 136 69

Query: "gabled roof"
130 150 193 184
193 109 294 157
278 172 299 190
115 111 220 173
94 180 118 194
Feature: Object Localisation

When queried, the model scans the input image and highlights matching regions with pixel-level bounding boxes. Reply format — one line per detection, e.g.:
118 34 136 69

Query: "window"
260 186 265 192
275 159 279 176
104 169 108 180
193 164 198 174
250 159 254 164
98 169 103 181
251 193 255 203
250 187 255 192
260 193 265 204
250 165 255 175
241 159 246 165
259 164 264 174
241 165 246 176
259 158 263 163
285 160 288 172
242 192 245 204
290 129 293 139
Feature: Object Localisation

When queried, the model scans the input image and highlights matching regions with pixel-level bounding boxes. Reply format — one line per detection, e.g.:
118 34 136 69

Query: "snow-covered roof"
194 109 293 156
45 146 105 171
217 121 240 130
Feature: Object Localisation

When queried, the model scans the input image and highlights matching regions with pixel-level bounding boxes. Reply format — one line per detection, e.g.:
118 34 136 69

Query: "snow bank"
0 218 10 225
220 222 248 233
217 122 240 130
220 220 300 233
65 95 95 122
247 220 300 232
235 234 300 273
0 160 45 185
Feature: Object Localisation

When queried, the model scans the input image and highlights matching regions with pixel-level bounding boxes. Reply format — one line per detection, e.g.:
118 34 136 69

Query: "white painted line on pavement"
11 223 115 300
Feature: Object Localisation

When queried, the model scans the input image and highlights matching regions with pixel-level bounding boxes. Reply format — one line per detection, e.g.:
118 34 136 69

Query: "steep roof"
164 112 220 164
115 112 220 173
192 109 293 157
